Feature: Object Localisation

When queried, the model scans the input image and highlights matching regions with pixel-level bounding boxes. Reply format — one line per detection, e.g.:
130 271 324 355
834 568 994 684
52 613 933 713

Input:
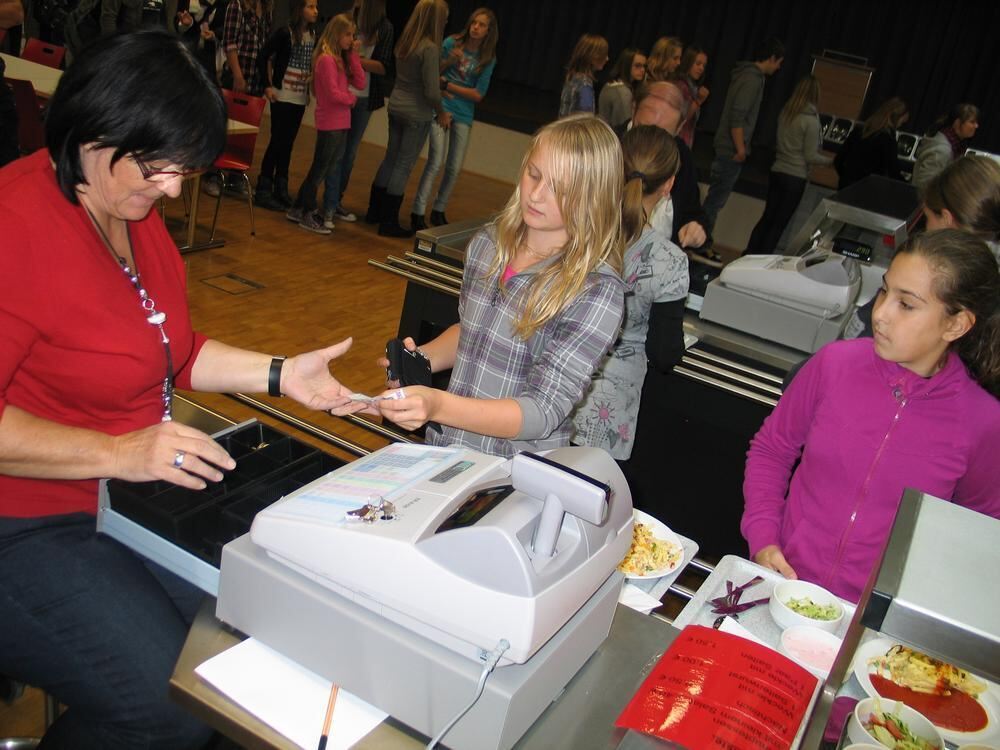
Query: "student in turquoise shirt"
410 7 497 230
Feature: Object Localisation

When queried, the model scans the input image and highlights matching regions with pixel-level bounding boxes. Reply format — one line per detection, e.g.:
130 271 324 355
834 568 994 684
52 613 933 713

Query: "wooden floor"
0 117 516 741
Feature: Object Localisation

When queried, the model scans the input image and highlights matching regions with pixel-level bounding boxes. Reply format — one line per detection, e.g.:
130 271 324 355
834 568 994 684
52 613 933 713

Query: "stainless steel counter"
170 600 678 750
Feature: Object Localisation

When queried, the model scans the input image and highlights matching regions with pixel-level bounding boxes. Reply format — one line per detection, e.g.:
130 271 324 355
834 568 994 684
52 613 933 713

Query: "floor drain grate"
201 274 265 294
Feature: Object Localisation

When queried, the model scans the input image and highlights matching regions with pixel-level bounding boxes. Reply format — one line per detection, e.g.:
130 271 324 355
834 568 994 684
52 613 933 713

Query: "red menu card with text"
616 625 818 750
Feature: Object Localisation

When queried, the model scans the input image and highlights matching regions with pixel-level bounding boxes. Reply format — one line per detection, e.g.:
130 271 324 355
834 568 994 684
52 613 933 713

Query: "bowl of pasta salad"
618 510 684 580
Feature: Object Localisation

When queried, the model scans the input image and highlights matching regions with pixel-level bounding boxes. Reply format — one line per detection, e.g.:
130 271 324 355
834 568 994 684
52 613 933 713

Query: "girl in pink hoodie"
286 12 365 234
742 229 1000 602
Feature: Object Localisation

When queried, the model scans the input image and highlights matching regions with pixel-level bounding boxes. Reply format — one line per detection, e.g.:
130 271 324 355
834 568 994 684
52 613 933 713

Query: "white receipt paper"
195 637 387 750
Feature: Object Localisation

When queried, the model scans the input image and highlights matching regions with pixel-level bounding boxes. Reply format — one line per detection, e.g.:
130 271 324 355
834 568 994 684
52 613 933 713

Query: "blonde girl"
367 0 450 237
745 74 831 254
645 36 683 82
558 33 608 117
377 115 627 458
286 13 365 233
573 125 689 460
410 7 499 230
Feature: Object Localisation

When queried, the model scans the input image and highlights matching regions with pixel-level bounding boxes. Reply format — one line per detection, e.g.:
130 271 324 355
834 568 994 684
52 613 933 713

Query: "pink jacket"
742 338 1000 603
313 51 364 131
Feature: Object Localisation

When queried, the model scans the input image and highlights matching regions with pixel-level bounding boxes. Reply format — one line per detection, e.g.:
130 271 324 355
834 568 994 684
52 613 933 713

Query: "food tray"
627 532 699 602
672 554 856 650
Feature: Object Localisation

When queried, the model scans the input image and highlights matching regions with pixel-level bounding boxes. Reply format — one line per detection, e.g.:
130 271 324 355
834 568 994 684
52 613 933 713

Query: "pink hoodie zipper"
824 383 908 589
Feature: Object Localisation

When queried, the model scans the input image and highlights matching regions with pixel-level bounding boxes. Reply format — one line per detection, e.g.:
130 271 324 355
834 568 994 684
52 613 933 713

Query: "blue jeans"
702 155 744 235
0 513 212 749
412 119 472 215
323 97 372 213
373 112 432 196
295 129 347 213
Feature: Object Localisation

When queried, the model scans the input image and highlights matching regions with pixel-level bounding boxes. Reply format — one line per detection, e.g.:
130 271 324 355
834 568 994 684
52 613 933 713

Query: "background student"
598 47 646 132
911 102 981 189
375 115 626 458
742 230 1000 603
572 125 688 462
284 13 365 234
366 0 449 238
557 33 608 118
671 45 709 148
323 0 395 227
702 37 784 235
744 74 831 255
644 36 682 83
410 6 498 231
253 0 319 211
834 96 909 189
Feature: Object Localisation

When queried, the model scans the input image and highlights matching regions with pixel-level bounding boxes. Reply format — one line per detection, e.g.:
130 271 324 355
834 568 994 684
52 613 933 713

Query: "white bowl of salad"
848 697 944 750
769 579 845 633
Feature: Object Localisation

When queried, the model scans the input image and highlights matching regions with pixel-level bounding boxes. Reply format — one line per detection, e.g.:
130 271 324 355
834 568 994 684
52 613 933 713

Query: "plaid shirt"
223 0 271 96
364 15 394 112
427 229 625 458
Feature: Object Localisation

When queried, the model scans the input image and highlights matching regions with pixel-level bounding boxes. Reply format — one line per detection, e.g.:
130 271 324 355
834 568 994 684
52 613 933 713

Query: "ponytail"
620 125 680 245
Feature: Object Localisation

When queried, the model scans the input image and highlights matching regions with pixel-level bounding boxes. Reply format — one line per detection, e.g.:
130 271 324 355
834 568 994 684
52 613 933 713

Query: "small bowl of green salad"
769 579 845 633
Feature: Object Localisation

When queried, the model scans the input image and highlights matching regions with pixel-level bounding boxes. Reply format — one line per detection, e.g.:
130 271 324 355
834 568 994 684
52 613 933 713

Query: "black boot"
410 212 428 232
365 184 386 224
430 210 448 226
274 176 294 208
254 176 286 211
378 193 414 238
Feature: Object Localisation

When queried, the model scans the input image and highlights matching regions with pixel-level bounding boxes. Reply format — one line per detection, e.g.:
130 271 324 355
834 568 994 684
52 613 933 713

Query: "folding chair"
208 89 266 243
21 39 66 69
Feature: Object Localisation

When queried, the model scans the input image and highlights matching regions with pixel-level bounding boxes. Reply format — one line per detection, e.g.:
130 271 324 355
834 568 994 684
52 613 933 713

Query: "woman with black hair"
0 32 364 748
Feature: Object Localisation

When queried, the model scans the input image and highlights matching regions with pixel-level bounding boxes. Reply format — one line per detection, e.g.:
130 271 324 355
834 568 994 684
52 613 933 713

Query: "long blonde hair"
490 115 624 339
780 74 820 127
395 0 448 60
313 13 355 72
646 36 683 82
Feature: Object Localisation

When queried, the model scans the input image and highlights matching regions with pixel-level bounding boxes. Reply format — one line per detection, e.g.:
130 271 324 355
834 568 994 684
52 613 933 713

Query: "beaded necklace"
84 205 174 422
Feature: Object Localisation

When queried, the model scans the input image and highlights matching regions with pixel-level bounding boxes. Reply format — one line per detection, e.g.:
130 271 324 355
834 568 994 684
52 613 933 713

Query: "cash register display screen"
436 485 514 533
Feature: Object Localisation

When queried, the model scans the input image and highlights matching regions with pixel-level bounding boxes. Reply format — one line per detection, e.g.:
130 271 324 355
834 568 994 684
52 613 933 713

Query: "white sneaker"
323 210 336 230
333 206 357 222
285 206 304 223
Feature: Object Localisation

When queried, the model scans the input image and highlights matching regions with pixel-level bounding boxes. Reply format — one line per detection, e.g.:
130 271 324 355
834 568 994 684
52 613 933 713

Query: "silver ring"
173 450 186 469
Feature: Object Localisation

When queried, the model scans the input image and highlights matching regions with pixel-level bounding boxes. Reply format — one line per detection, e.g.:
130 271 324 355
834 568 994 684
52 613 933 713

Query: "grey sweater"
598 81 633 130
713 61 765 158
388 38 441 121
772 104 832 178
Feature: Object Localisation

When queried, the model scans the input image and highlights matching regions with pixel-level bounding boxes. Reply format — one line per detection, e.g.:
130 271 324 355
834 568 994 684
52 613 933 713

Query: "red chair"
5 78 46 155
208 89 266 243
22 39 66 69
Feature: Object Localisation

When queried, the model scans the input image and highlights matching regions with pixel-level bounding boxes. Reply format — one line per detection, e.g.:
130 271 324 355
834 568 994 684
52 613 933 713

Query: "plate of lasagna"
853 637 1000 745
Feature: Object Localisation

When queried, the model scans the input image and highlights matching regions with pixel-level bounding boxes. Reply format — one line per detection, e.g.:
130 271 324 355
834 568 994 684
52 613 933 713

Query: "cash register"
216 442 633 750
101 430 634 750
699 250 862 353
